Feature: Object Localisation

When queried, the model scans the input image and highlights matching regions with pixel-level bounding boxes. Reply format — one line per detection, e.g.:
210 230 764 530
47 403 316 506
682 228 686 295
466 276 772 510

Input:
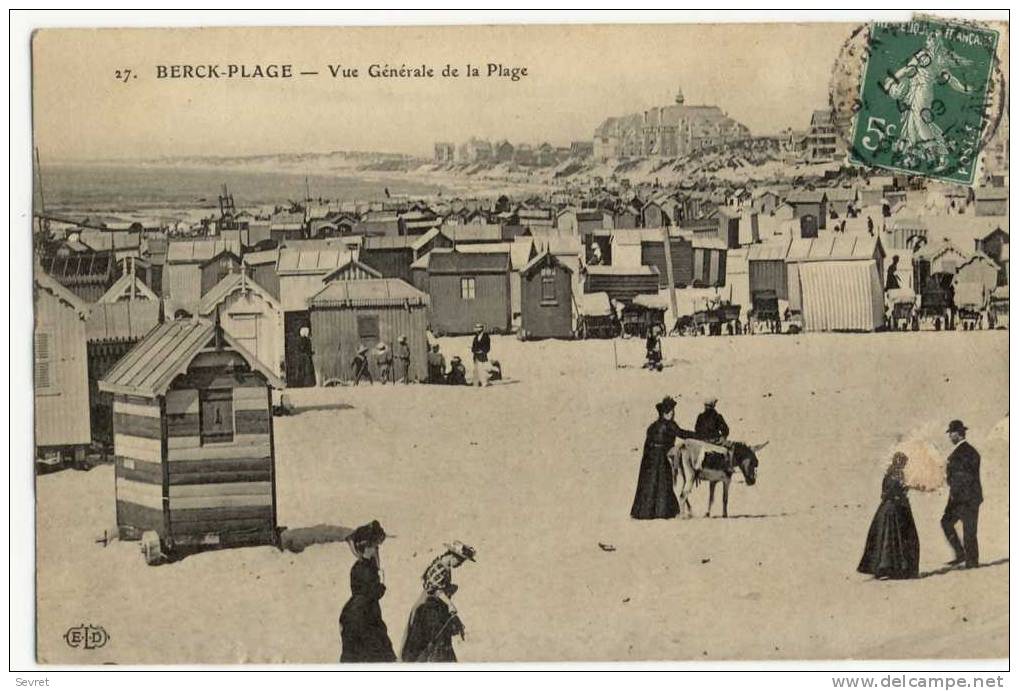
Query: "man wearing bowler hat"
941 419 982 568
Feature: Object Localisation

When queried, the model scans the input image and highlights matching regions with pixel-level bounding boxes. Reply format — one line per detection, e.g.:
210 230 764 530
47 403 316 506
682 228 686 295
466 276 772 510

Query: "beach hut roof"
521 250 575 276
99 318 284 397
786 234 883 262
242 248 280 266
199 270 281 315
427 248 510 275
308 278 428 309
276 247 356 275
584 265 660 277
87 300 161 342
34 267 90 319
166 239 241 264
747 238 793 261
98 272 159 303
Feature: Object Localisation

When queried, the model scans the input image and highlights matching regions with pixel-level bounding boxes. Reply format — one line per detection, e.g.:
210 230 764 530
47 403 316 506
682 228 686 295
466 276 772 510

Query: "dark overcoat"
946 441 982 507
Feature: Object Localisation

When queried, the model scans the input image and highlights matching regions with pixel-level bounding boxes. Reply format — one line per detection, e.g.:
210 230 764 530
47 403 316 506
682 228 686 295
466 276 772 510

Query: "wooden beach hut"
308 278 429 383
519 251 575 340
99 318 284 555
200 269 286 379
35 269 92 462
426 249 512 335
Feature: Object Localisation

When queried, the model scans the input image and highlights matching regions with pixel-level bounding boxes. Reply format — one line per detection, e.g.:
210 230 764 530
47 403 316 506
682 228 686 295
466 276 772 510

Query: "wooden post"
612 338 619 369
661 225 679 325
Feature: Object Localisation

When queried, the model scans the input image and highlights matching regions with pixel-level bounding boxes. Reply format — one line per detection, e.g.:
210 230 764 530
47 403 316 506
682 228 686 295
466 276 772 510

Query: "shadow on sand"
288 402 356 414
279 524 353 553
918 557 1009 580
706 512 794 520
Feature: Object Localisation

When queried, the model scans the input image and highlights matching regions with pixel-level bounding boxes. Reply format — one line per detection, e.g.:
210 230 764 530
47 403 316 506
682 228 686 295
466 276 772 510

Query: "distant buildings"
806 109 843 162
434 142 455 163
593 85 750 161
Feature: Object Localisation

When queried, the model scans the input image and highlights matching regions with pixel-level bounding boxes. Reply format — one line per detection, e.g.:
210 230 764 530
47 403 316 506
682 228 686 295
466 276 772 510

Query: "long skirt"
630 445 679 519
857 498 920 579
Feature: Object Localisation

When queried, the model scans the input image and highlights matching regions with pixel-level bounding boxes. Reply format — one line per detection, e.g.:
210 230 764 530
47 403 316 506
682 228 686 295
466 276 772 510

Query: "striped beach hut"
99 318 284 556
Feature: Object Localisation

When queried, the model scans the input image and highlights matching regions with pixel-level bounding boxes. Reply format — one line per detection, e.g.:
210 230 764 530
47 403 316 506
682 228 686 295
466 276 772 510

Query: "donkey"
670 439 767 518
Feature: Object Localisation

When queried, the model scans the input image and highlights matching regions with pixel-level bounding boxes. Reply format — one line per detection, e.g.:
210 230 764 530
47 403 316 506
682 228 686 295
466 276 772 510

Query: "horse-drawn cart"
748 290 782 334
885 287 919 331
622 295 667 339
953 282 989 330
918 274 956 330
575 291 621 339
674 301 742 336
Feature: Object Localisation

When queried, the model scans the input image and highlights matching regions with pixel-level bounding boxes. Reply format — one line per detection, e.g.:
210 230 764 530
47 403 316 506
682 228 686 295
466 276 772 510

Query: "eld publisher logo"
64 624 109 650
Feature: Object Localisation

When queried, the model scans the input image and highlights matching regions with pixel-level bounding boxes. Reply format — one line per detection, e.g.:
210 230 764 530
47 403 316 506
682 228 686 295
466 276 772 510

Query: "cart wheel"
141 531 165 566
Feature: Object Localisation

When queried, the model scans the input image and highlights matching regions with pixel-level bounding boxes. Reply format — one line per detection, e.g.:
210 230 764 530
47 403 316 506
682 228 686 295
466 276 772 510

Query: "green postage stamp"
850 18 1000 184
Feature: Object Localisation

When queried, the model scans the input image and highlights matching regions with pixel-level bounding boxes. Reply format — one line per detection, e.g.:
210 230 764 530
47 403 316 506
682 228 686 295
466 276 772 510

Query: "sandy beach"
36 330 1008 663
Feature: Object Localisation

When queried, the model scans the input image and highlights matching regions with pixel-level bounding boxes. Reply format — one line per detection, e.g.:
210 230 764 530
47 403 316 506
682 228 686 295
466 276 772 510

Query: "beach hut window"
357 315 380 347
460 277 476 300
200 388 234 444
34 331 53 391
540 267 558 304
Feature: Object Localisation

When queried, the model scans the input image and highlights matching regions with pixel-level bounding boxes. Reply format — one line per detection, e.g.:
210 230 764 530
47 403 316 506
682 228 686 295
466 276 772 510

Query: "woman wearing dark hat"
857 452 920 579
400 541 476 662
339 521 397 662
631 396 696 520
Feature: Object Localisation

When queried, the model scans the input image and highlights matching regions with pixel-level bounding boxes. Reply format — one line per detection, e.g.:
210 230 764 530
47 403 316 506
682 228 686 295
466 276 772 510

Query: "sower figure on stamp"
339 521 397 663
941 420 982 568
401 542 477 662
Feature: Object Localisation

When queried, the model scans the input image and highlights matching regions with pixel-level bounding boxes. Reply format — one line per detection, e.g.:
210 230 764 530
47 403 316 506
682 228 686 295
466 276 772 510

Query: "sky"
33 23 855 160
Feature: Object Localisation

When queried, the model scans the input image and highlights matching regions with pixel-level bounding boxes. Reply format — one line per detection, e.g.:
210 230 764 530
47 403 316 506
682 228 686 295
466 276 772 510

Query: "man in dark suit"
695 397 730 444
941 419 982 568
470 323 491 387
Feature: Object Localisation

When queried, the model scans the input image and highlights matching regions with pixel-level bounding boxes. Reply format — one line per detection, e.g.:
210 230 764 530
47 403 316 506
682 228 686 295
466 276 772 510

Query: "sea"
38 163 457 222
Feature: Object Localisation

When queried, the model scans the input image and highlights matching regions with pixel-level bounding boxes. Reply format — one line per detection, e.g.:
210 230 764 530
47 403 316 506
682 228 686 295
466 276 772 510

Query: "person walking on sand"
351 345 373 386
470 323 491 387
396 335 412 384
339 521 397 663
401 542 477 662
644 325 663 372
941 420 982 568
375 341 394 384
630 396 695 520
857 452 920 580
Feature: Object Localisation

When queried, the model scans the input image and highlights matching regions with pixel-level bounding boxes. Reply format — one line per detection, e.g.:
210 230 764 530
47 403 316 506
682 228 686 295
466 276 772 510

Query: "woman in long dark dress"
857 453 920 580
339 521 397 662
630 396 695 519
296 326 316 387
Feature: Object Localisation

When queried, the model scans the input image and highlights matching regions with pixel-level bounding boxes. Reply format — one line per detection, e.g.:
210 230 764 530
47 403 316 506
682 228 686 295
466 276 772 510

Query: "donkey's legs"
706 482 716 517
722 480 730 518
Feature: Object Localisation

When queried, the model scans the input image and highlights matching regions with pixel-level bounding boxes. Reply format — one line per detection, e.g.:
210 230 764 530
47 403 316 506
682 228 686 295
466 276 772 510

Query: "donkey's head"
731 441 768 486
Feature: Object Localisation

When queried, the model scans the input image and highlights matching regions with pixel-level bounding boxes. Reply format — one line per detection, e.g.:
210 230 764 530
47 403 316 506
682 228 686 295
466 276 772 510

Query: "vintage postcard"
28 15 1009 666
